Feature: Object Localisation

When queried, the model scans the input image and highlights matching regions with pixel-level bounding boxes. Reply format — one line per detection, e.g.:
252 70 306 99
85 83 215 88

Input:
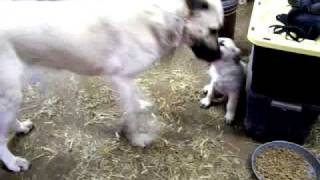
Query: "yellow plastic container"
247 0 320 57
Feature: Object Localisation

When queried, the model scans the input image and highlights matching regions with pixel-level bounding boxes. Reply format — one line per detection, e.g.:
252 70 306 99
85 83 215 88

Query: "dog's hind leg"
110 76 160 147
0 48 31 172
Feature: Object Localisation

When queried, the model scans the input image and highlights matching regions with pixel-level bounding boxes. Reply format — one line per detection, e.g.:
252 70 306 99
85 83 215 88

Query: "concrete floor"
3 1 319 180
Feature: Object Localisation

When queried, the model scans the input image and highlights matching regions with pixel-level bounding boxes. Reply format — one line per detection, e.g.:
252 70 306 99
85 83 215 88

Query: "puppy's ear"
186 0 210 10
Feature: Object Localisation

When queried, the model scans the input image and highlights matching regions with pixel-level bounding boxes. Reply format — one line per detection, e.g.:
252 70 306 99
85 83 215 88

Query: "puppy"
0 0 223 172
200 37 246 124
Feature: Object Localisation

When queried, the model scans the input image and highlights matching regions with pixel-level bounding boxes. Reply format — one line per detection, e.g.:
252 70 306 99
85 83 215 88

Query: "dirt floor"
1 2 320 180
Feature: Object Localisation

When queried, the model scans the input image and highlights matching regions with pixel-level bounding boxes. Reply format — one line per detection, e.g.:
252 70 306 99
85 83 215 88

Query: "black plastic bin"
245 88 319 145
250 46 320 105
244 0 320 144
245 45 320 144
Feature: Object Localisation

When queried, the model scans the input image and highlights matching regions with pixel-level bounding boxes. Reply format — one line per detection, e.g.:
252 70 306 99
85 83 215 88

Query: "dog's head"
218 37 241 63
184 0 224 62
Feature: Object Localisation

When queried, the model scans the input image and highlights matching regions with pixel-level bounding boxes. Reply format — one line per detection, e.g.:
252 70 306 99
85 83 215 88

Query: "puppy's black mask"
190 40 221 62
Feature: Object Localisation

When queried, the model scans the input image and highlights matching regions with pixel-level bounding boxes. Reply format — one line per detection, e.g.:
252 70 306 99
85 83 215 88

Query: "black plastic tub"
244 88 319 144
250 45 320 106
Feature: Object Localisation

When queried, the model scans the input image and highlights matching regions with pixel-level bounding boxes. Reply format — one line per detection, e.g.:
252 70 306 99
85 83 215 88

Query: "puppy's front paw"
224 113 234 125
16 120 34 135
200 98 211 108
202 85 210 95
5 157 31 172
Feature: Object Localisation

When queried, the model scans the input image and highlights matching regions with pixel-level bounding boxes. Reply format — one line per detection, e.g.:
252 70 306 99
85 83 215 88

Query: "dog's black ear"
186 0 210 10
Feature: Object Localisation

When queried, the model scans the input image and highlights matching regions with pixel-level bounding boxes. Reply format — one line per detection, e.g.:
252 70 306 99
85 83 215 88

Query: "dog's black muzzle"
190 38 221 62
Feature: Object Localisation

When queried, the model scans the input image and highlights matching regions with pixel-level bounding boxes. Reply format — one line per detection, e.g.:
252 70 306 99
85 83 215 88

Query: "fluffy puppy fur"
200 37 246 124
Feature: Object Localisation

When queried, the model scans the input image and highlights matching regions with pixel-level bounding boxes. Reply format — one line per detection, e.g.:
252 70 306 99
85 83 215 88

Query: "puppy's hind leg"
225 92 239 125
0 51 30 172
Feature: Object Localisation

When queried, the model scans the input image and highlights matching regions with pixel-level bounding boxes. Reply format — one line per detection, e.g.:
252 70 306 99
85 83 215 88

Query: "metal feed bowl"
251 141 320 180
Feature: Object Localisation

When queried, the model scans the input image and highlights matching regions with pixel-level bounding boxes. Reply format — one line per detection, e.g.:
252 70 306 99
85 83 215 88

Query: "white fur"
0 0 223 171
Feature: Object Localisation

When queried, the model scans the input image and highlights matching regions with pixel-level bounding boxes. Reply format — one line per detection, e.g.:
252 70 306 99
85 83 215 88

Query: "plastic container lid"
222 0 238 14
247 0 320 57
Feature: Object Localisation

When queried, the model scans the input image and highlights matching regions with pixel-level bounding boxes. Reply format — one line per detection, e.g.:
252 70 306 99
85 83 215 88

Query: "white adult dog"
200 38 246 124
0 0 223 172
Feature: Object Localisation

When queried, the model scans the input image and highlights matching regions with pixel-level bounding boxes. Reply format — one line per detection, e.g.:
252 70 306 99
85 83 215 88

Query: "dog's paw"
224 113 234 125
200 98 211 108
16 120 34 134
138 100 152 110
123 113 160 148
5 157 30 172
129 133 156 147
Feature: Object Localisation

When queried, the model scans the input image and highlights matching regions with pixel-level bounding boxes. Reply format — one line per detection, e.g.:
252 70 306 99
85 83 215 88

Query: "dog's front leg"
200 80 216 108
0 112 30 172
225 92 239 125
111 76 160 147
0 54 31 172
